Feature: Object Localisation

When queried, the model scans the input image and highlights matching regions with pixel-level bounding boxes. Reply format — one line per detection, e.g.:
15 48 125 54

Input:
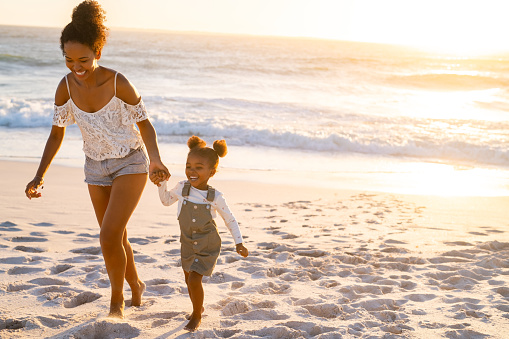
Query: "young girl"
158 136 248 331
24 0 169 318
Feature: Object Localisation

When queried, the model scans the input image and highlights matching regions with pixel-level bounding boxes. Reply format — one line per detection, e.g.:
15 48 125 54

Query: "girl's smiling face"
185 153 216 190
63 41 101 81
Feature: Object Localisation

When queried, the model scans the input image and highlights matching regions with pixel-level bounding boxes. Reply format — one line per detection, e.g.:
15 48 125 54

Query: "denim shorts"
84 147 149 186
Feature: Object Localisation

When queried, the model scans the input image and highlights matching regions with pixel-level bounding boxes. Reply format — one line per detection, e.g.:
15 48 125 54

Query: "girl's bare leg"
184 271 204 331
88 173 147 318
184 270 205 319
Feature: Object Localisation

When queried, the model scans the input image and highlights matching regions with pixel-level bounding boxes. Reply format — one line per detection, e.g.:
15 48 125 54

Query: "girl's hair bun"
187 135 207 150
213 140 228 158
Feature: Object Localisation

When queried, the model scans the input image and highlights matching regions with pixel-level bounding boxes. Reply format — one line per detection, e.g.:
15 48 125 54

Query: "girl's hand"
236 243 249 257
25 176 44 200
149 160 170 186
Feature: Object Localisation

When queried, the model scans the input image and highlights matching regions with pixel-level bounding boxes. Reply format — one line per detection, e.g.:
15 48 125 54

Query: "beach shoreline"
1 159 508 338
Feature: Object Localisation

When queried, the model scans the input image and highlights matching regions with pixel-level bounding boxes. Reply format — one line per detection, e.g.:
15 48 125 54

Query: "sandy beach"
1 160 508 338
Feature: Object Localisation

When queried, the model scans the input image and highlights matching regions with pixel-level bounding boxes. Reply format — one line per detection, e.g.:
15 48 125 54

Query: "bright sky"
1 0 508 54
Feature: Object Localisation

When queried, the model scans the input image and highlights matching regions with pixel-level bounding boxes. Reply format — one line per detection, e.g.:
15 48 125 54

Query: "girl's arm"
116 73 170 185
158 180 179 206
214 194 248 256
214 194 244 244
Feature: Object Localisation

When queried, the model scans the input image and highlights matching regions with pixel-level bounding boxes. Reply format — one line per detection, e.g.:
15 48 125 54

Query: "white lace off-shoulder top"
52 72 148 161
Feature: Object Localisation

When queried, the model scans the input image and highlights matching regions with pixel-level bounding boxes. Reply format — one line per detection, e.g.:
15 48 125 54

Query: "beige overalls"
179 182 222 276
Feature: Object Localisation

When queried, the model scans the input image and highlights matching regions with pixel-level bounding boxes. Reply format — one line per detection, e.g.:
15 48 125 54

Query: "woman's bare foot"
109 300 125 319
185 306 205 320
131 281 146 307
184 313 202 332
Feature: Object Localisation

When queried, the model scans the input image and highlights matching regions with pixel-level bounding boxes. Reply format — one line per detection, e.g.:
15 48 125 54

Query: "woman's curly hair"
60 0 108 54
187 136 227 170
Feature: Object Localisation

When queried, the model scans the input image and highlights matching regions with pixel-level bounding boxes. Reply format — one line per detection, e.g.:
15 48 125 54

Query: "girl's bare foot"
109 300 125 319
131 281 146 307
184 313 202 332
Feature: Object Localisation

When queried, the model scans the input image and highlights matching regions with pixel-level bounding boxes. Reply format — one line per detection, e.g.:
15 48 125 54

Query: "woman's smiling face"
63 41 100 80
185 153 216 190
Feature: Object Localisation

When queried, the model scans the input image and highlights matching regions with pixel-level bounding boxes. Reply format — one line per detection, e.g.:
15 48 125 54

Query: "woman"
24 0 170 318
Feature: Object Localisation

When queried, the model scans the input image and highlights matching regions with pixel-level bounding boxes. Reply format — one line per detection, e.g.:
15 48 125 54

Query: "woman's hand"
149 160 170 186
236 243 249 258
25 176 44 199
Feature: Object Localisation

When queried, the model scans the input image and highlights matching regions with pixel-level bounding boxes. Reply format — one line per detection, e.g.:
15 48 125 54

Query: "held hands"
25 176 44 200
149 160 170 186
236 243 249 258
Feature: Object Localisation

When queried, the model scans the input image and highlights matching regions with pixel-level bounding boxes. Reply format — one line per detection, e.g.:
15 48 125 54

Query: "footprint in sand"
250 326 305 338
221 299 250 316
280 320 329 335
0 256 34 265
52 230 74 235
10 236 48 243
144 278 175 295
70 246 102 255
251 282 291 295
439 276 477 291
240 309 290 320
495 287 509 298
0 221 21 232
30 222 54 227
134 254 157 263
50 264 73 275
353 298 404 312
445 329 489 338
30 231 48 237
206 272 243 284
29 277 69 286
76 233 99 238
0 318 27 330
132 311 182 322
128 237 151 245
444 241 474 246
34 285 74 296
295 249 326 257
73 233 99 243
71 320 140 338
301 304 343 319
405 294 437 302
7 266 45 275
63 291 102 308
469 231 488 236
5 282 37 292
35 315 68 329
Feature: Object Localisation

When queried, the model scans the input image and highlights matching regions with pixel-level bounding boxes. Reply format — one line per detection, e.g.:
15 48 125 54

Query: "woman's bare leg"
88 173 147 317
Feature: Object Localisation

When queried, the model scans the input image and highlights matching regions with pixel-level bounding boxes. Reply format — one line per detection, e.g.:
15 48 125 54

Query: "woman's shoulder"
54 75 71 106
113 71 141 105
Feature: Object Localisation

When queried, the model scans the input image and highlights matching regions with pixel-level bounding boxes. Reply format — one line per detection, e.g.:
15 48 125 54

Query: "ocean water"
2 25 509 195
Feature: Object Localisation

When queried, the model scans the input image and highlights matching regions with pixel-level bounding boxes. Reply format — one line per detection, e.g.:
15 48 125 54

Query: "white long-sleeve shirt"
158 180 243 244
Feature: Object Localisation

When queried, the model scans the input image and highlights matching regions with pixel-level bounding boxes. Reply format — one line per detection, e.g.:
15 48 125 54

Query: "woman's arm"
26 78 70 199
137 119 170 185
115 72 170 185
25 125 66 199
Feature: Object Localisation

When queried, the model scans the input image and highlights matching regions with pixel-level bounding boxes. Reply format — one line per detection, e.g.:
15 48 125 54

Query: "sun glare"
396 163 509 197
338 0 509 56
